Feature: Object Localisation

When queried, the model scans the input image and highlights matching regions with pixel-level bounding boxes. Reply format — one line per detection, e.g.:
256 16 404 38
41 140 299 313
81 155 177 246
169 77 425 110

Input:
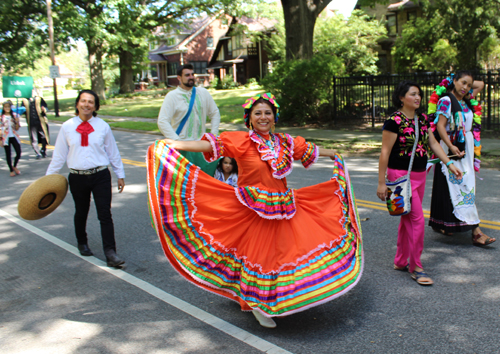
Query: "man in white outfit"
157 63 220 175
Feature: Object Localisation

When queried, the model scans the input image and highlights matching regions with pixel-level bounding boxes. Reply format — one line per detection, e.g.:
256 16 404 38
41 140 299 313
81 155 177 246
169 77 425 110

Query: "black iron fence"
332 71 500 130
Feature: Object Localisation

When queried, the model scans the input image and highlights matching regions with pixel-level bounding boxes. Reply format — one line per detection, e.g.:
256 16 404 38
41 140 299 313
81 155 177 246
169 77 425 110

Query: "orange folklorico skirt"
146 140 363 317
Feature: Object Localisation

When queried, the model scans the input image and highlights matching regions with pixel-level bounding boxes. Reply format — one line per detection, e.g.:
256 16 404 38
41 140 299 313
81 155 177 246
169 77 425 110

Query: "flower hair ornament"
242 92 280 129
427 75 482 171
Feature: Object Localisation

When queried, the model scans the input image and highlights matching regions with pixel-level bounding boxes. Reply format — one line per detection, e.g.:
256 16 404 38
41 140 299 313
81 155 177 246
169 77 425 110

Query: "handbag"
385 114 419 216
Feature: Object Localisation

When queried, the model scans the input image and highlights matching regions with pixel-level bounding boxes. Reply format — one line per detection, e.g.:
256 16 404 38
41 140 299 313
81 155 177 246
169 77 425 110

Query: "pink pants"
387 168 427 273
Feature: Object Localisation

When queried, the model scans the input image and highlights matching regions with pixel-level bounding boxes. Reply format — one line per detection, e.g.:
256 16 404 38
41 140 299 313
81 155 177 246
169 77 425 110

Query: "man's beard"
184 79 195 87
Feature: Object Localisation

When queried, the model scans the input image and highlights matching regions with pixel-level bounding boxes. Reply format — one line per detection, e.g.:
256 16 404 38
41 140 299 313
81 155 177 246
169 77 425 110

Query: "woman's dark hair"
216 156 238 174
447 70 475 111
392 81 424 108
1 100 14 115
75 90 100 117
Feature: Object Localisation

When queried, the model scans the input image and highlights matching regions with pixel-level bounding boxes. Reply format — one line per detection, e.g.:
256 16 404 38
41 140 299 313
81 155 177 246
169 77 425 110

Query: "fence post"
487 71 491 130
371 76 375 128
333 75 336 124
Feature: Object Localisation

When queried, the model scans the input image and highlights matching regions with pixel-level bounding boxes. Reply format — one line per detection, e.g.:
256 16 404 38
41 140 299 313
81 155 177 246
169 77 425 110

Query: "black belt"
69 166 107 175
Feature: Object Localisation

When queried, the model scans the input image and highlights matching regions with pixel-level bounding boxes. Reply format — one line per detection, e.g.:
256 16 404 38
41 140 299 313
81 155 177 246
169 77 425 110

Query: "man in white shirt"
46 90 126 268
158 63 220 175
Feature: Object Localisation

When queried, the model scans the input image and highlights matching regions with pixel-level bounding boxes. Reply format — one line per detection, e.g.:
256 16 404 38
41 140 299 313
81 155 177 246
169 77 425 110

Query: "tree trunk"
118 50 135 94
87 41 106 100
281 0 331 60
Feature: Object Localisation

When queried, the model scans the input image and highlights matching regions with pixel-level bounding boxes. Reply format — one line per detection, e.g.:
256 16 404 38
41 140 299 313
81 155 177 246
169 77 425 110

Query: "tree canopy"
383 0 500 72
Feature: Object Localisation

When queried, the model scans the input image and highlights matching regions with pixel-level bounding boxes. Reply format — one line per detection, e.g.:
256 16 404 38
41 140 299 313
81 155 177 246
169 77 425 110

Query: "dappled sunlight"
117 183 147 194
443 274 484 284
483 286 500 300
0 240 20 251
1 319 102 354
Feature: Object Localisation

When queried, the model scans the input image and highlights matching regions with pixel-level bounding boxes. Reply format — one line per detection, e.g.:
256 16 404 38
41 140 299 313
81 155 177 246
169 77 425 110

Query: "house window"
150 64 158 78
227 40 232 56
192 61 207 74
217 47 225 61
232 34 244 49
407 11 417 22
387 14 397 36
167 62 178 76
207 37 214 49
149 40 158 50
166 37 176 46
248 43 258 56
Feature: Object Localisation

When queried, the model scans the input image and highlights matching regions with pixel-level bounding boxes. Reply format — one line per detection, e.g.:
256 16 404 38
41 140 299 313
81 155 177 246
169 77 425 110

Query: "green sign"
2 76 34 98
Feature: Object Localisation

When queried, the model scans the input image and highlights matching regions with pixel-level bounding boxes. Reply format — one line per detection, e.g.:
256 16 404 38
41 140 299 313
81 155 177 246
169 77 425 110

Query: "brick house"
146 15 231 87
356 0 423 73
208 16 276 85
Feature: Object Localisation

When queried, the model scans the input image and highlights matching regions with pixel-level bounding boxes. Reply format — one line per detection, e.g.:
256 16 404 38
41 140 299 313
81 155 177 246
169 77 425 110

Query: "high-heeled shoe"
252 310 277 328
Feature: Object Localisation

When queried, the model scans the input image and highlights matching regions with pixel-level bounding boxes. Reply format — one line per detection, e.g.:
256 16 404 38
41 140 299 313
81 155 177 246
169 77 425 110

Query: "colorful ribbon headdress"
242 92 280 129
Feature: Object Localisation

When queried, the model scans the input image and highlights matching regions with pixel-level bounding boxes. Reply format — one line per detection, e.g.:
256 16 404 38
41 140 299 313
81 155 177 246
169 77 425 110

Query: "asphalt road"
1 123 499 354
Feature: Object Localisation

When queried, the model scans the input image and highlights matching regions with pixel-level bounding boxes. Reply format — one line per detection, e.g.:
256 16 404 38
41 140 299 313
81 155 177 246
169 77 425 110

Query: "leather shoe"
105 250 125 268
78 244 93 256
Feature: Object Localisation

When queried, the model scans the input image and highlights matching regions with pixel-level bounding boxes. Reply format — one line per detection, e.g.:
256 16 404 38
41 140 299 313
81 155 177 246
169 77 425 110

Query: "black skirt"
428 165 477 233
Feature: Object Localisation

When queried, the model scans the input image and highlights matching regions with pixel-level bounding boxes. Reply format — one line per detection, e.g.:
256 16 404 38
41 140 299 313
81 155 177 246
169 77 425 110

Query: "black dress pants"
68 169 116 253
4 137 21 172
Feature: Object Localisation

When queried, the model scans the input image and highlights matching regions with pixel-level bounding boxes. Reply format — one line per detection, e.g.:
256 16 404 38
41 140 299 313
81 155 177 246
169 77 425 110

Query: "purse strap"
406 113 419 175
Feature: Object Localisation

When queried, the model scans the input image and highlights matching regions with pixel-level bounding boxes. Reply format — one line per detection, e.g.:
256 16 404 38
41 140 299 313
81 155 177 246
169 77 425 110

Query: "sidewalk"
53 113 500 156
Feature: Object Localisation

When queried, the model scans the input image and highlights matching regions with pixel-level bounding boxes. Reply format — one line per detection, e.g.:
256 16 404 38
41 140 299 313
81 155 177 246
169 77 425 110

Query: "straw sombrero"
18 174 68 220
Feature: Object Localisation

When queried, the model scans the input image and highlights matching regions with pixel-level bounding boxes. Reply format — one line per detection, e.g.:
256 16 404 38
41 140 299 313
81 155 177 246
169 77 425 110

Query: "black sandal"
472 232 496 246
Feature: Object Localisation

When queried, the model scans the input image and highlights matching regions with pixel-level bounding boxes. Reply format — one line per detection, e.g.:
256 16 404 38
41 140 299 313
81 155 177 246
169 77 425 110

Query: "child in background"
214 156 238 187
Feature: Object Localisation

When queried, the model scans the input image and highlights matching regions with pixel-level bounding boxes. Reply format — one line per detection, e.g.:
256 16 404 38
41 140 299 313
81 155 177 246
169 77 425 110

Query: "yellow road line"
356 199 500 231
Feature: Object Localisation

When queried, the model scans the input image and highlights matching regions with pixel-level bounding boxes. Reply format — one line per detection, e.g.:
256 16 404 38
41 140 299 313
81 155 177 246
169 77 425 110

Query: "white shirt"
157 86 220 140
46 116 125 178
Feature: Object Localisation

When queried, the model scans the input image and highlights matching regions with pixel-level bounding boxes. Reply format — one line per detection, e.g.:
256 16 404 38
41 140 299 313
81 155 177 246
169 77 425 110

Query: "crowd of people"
2 64 496 328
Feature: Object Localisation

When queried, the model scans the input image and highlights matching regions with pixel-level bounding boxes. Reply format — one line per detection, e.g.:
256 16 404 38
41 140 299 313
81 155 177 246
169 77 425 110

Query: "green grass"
44 90 79 112
106 120 160 132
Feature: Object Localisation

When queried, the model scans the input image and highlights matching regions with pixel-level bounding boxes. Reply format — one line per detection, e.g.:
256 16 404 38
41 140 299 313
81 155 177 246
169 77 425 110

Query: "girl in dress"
1 101 22 177
214 156 238 187
147 93 363 328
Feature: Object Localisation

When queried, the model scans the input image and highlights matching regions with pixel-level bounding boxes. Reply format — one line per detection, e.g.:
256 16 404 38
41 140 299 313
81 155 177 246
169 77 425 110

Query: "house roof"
150 15 221 56
236 16 277 32
148 53 168 63
387 0 418 11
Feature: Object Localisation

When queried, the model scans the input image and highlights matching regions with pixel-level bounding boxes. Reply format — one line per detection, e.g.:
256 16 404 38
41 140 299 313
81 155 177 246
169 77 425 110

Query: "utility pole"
47 0 60 116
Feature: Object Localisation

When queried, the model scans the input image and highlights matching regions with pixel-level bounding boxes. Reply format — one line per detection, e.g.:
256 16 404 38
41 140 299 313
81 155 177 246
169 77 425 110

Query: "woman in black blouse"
377 81 462 286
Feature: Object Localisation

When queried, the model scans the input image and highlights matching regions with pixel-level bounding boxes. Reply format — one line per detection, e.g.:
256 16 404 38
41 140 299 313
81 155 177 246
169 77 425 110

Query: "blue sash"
176 87 196 135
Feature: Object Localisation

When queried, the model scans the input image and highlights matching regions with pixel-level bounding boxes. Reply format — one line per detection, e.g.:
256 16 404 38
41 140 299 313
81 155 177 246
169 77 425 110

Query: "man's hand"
117 178 125 193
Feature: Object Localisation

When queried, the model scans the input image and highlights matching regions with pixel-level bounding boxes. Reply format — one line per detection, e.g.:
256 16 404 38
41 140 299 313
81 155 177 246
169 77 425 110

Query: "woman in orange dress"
146 93 363 328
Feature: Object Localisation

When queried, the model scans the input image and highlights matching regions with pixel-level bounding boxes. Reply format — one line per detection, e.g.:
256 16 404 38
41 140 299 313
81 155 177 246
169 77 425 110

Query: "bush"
262 54 344 126
216 75 240 90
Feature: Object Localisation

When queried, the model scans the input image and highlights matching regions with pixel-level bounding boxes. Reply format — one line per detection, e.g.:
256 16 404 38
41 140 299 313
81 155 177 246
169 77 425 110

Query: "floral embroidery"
448 170 466 185
387 112 430 158
456 188 475 206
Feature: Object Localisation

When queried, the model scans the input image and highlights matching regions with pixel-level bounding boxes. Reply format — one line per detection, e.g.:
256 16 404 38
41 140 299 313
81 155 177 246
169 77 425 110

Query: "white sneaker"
252 310 277 328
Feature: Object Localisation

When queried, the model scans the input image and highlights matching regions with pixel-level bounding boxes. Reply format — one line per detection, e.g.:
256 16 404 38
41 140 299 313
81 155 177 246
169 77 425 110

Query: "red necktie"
76 121 94 147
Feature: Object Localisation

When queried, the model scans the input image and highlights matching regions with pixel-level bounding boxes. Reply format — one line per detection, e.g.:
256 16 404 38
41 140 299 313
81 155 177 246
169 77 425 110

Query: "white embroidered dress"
435 96 480 225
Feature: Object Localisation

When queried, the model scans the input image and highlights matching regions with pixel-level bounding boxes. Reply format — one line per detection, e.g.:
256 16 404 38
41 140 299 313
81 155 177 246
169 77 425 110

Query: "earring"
249 122 253 130
271 125 275 134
